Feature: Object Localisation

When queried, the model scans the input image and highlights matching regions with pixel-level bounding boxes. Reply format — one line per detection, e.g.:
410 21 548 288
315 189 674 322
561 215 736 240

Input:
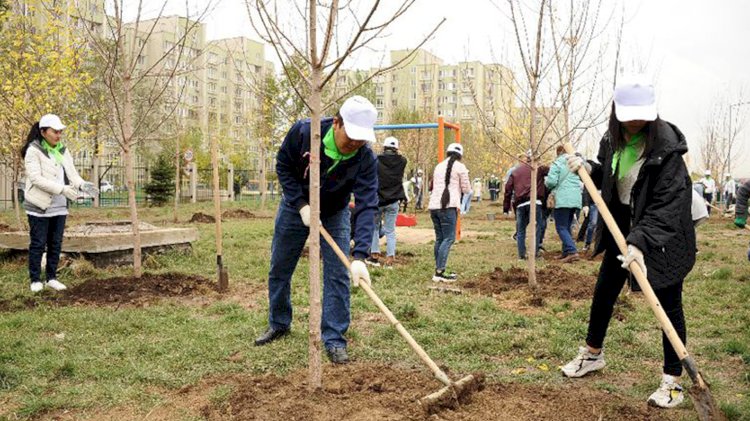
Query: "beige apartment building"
371 49 516 127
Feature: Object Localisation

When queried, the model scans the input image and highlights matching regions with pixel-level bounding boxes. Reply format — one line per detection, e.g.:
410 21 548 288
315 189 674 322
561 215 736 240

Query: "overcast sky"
144 0 750 177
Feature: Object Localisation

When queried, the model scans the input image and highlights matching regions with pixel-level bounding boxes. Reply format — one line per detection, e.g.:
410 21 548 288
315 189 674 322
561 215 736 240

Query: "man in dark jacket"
734 179 750 261
254 96 379 365
503 156 547 259
367 136 407 268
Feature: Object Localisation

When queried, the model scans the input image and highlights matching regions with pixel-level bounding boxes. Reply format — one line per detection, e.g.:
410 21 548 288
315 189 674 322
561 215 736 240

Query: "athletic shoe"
432 271 458 283
561 346 606 378
46 279 67 291
30 282 44 293
648 375 685 408
561 253 581 263
365 257 381 267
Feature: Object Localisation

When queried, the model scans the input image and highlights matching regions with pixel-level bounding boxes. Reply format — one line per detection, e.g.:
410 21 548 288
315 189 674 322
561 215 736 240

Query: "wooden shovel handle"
319 226 453 386
562 144 692 362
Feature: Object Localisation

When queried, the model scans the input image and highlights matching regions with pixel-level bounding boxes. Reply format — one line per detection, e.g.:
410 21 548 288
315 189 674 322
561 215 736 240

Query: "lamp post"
727 101 750 175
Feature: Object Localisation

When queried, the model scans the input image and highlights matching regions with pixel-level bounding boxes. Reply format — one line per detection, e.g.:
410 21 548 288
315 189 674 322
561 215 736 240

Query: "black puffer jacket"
588 120 696 289
377 149 407 206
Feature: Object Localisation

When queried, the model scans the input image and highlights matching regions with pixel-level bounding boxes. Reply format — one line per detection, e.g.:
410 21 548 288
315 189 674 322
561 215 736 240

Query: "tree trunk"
174 135 180 223
211 124 226 291
308 0 323 391
528 159 538 291
123 75 142 278
260 144 267 209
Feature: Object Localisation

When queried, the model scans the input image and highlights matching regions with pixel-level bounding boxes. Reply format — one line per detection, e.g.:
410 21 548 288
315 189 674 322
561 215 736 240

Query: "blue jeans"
539 206 551 247
268 201 351 349
585 204 598 246
28 214 67 284
554 208 578 255
430 208 457 271
371 202 399 257
516 204 543 259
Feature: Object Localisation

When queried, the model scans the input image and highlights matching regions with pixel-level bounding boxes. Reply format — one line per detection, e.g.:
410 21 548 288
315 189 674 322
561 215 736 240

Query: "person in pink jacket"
428 143 471 282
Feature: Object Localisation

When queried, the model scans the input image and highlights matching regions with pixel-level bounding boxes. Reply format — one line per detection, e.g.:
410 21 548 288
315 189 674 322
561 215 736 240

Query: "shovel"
319 226 482 413
563 143 725 421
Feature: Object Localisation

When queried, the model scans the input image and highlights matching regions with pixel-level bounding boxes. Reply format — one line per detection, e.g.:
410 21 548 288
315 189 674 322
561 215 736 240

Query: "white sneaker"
432 271 458 283
648 374 685 408
46 279 67 291
561 346 606 378
30 282 44 293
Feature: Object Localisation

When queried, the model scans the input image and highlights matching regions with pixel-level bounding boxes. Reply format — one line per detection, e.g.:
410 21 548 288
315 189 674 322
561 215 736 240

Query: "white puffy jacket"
24 140 84 211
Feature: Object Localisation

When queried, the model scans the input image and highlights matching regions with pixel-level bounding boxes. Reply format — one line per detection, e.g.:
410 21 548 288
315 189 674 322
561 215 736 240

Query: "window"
221 86 227 94
447 82 455 91
235 115 242 124
136 55 145 65
375 98 384 107
376 86 384 95
208 82 216 92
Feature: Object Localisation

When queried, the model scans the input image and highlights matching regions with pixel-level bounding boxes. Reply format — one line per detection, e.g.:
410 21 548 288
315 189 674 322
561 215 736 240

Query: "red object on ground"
396 213 417 227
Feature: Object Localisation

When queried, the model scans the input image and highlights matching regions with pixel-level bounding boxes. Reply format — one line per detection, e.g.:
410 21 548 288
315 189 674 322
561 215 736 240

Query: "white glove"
350 259 371 288
62 186 79 201
299 204 311 227
582 206 589 218
81 181 99 195
567 153 591 174
617 244 646 278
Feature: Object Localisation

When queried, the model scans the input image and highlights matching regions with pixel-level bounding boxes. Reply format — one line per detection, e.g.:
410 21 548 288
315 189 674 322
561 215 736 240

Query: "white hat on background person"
383 136 399 149
446 142 463 156
613 74 657 122
704 170 711 176
39 114 66 131
339 96 377 142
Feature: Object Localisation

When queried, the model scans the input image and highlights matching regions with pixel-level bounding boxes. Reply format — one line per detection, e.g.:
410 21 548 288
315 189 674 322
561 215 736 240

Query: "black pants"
586 250 687 376
28 214 67 284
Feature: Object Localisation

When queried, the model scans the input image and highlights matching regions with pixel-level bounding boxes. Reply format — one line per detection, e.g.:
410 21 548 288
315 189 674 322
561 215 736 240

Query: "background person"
562 75 696 409
545 145 582 263
22 114 97 293
699 170 715 214
428 143 470 282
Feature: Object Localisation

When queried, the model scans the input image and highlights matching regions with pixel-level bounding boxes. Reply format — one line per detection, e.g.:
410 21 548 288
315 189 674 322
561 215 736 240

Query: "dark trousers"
586 250 686 376
703 192 712 214
28 214 67 284
430 208 457 271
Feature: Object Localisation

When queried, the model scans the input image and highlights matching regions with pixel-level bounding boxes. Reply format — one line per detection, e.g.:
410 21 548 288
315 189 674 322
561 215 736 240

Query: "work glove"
81 181 99 195
299 204 311 227
350 259 371 288
61 186 79 201
566 153 591 174
582 206 590 218
617 244 646 278
735 217 746 228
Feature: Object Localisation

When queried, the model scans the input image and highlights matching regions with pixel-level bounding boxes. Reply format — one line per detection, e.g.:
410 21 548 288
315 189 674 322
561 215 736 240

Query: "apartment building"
13 0 106 36
372 49 515 127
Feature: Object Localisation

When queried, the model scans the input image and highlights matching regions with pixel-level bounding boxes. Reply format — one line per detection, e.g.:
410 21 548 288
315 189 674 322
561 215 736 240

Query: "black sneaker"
326 347 349 364
254 326 290 346
432 271 458 283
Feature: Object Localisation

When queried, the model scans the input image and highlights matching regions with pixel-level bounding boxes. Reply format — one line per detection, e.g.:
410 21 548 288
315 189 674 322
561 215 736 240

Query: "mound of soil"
463 266 596 300
199 363 666 420
190 212 216 223
222 208 255 219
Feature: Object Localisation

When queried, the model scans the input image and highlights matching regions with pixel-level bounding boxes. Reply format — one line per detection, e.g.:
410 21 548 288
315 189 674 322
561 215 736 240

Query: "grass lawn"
0 200 748 420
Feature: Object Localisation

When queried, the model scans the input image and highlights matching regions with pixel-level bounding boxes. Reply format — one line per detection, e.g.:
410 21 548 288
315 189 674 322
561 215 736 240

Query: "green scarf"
322 127 357 174
611 132 644 180
41 139 64 164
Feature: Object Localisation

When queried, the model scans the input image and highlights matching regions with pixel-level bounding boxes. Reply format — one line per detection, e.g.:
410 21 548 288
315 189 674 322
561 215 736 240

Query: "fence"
0 160 279 210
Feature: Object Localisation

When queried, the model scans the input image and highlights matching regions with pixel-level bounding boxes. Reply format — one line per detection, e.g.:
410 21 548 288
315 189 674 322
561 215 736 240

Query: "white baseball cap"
613 74 657 122
383 136 399 149
39 114 66 130
447 142 463 156
339 96 377 142
704 170 711 176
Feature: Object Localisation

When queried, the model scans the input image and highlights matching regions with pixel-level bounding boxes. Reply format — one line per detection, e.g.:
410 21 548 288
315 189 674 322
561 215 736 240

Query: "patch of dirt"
0 222 14 232
222 208 269 219
0 273 216 311
189 212 216 223
463 266 596 301
199 363 668 421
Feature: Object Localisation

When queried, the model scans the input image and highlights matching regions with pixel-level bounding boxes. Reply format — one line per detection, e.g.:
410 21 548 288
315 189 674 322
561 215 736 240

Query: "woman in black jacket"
560 75 696 409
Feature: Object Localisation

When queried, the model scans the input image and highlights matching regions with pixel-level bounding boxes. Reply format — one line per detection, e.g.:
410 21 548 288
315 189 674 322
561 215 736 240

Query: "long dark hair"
20 121 43 158
608 103 660 158
440 151 462 209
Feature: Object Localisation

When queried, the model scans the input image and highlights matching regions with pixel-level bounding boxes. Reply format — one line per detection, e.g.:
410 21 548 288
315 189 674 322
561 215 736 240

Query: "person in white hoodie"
21 114 97 293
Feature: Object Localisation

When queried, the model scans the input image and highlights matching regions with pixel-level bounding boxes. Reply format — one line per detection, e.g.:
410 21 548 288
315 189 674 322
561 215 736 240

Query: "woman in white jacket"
22 114 97 292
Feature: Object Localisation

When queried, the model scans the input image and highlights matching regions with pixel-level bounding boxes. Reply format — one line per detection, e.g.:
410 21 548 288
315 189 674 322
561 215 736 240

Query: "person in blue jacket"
254 96 378 365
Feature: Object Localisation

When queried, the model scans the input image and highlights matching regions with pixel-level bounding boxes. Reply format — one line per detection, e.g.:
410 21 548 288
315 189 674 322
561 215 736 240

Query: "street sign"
184 149 194 162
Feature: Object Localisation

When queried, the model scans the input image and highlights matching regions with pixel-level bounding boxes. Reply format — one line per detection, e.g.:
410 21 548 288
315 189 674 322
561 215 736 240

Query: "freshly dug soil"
222 208 262 219
200 362 668 421
0 273 215 311
463 266 596 300
189 212 216 223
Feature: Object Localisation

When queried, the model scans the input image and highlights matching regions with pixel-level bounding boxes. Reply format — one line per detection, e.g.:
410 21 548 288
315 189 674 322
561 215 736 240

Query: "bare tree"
248 0 443 389
81 1 213 277
699 92 748 181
